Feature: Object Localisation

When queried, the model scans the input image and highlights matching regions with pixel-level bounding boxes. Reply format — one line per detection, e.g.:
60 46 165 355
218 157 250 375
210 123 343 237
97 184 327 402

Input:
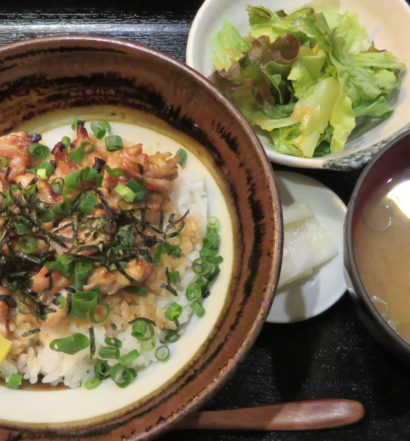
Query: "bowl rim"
345 128 410 359
0 34 283 437
186 0 410 171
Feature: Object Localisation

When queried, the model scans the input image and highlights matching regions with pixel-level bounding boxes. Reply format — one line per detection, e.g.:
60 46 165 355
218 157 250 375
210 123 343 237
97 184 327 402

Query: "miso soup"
354 169 410 343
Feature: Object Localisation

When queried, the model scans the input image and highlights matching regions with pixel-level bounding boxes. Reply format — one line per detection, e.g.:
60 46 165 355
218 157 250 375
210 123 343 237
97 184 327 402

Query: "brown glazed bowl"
0 36 282 439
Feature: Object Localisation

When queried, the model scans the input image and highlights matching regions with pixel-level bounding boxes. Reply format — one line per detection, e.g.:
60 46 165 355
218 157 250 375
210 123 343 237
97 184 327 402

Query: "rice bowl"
0 35 282 440
0 109 234 423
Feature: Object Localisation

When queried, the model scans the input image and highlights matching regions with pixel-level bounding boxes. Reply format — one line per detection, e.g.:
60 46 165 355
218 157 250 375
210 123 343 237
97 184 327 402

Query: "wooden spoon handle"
174 399 364 431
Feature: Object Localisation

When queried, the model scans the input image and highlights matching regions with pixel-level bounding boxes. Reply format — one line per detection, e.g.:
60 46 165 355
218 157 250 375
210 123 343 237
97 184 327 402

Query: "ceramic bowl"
0 35 282 439
186 0 410 170
345 130 410 364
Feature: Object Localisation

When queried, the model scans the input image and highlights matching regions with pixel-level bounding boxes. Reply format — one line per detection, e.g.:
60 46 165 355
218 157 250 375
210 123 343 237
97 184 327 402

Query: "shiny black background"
0 1 409 440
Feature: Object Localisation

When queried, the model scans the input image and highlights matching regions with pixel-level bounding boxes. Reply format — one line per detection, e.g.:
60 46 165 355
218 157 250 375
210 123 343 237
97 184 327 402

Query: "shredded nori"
21 328 41 337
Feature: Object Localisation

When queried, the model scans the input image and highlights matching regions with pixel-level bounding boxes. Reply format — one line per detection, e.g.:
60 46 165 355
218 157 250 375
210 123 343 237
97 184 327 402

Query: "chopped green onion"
78 192 97 215
70 289 99 318
98 346 120 359
119 349 140 365
192 256 219 279
89 301 111 324
141 339 155 351
81 141 95 154
124 286 148 296
105 135 123 152
202 228 220 253
165 302 182 321
73 262 93 290
155 345 170 362
153 242 181 266
52 202 70 215
51 178 64 195
131 318 155 341
64 170 82 189
191 300 206 317
186 279 206 301
165 331 180 343
91 120 111 139
37 169 48 180
104 165 125 177
82 169 102 188
15 222 29 235
207 217 220 229
110 363 136 388
175 148 188 167
71 116 80 130
46 253 74 278
62 193 77 203
114 184 136 203
29 143 50 160
83 377 101 390
168 270 181 284
69 148 85 163
126 179 147 201
38 208 54 223
61 136 71 148
5 373 23 389
35 161 55 179
80 166 102 185
95 359 111 379
69 142 95 163
117 228 135 247
56 294 67 309
49 333 90 354
18 236 38 253
104 337 122 348
192 257 213 277
0 157 8 167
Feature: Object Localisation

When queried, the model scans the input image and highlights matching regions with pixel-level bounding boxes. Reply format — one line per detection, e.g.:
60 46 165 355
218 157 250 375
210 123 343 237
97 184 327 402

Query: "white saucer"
267 171 347 323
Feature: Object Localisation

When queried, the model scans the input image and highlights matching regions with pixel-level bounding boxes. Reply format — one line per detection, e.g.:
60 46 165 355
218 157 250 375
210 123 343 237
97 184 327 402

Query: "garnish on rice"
0 118 222 389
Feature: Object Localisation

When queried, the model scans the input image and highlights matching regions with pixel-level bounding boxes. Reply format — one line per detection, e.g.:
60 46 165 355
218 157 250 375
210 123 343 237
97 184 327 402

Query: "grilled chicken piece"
84 259 152 295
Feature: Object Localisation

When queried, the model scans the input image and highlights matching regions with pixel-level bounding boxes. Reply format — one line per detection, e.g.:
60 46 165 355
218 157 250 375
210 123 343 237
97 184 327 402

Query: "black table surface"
1 1 409 440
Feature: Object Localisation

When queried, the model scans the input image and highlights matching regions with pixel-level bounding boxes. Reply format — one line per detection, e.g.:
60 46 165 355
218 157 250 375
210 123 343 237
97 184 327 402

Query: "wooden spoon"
174 399 364 431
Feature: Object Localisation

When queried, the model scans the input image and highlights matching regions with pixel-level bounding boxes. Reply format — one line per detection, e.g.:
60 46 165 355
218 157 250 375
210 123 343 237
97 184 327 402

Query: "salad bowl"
186 0 410 170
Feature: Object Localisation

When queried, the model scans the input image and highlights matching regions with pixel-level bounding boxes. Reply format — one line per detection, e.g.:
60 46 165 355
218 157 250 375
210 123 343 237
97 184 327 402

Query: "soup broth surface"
355 169 410 342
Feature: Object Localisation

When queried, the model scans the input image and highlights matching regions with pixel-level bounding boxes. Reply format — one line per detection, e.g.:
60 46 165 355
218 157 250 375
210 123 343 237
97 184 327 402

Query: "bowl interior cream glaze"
0 107 233 424
0 36 282 441
186 0 410 170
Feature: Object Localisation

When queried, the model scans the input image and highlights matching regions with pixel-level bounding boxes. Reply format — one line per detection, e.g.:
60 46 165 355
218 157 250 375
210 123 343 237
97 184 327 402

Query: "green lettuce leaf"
288 46 327 98
331 11 370 57
290 77 340 157
252 102 296 131
247 6 313 42
329 89 355 153
270 124 303 156
211 20 251 71
350 50 404 70
353 96 393 118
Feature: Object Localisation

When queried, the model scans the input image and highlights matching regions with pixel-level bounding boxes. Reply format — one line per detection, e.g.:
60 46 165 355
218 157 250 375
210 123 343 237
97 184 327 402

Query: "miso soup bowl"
345 129 410 364
0 36 282 439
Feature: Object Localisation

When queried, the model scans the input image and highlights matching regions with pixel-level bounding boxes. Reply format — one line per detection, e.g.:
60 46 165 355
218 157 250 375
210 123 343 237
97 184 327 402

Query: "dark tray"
1 1 409 440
